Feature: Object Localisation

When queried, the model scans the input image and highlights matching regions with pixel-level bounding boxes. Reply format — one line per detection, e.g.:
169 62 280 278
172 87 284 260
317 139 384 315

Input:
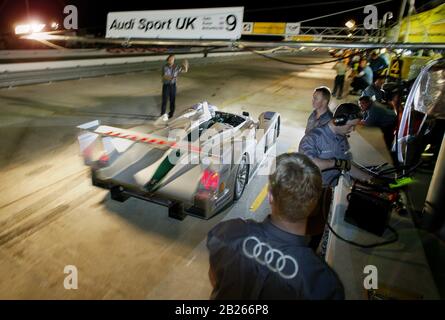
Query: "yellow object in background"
397 3 445 43
252 22 286 35
389 56 435 80
287 35 318 41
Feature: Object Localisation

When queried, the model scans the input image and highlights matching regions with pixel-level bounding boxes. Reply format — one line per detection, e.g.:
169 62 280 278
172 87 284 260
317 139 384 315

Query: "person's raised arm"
181 59 189 73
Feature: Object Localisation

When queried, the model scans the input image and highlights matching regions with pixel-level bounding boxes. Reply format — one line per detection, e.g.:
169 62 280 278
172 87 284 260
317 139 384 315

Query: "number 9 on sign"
226 14 237 31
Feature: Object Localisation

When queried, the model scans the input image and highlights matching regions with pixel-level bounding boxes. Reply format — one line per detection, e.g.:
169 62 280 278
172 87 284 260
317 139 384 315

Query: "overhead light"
347 33 353 37
345 20 356 29
51 22 59 30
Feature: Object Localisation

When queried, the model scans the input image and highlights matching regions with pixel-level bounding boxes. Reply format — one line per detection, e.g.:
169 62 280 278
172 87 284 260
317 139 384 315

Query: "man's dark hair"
269 153 322 222
334 102 363 119
166 54 175 61
359 96 372 103
314 86 331 103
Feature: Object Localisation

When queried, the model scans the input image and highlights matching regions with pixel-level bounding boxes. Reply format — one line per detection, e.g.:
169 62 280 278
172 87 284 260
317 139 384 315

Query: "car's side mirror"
242 111 250 117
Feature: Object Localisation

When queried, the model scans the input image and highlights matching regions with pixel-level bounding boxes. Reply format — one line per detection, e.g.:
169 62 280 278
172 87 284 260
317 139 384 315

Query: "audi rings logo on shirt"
242 236 299 279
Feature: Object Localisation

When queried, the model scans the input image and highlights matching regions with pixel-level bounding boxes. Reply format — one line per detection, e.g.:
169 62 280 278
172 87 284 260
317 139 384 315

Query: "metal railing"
0 51 252 88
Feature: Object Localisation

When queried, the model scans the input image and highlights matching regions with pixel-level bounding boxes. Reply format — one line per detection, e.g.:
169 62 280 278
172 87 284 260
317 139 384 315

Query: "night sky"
0 0 438 35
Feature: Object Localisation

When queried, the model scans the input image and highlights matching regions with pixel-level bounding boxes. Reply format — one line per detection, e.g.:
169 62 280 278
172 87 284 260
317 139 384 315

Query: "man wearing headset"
298 103 372 251
299 103 372 187
160 54 189 121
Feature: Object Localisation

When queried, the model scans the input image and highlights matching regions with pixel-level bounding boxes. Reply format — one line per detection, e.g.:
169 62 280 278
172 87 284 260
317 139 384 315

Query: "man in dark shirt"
362 75 386 103
369 51 389 81
359 95 397 149
207 153 345 300
160 54 189 121
305 86 333 134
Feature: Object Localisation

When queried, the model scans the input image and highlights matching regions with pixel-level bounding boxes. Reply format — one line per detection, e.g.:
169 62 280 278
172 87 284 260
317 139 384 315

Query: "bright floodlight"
31 22 45 33
14 22 45 35
345 20 356 29
15 24 31 35
51 22 59 29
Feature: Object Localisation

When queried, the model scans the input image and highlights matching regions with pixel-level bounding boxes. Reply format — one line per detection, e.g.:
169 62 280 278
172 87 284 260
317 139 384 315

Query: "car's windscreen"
213 111 245 127
186 112 246 142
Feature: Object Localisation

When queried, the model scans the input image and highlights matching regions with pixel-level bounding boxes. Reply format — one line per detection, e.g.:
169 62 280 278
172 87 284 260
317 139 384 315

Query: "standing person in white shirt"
160 54 189 121
332 60 348 99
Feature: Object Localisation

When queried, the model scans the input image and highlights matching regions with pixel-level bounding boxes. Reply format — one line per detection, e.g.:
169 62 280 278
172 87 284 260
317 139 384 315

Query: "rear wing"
77 120 226 166
78 120 201 153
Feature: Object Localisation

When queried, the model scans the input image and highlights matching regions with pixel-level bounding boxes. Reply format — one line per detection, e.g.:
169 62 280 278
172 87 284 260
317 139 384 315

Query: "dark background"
0 0 441 35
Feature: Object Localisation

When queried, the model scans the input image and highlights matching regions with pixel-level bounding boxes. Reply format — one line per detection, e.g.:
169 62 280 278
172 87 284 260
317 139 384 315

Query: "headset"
333 113 361 126
333 103 363 126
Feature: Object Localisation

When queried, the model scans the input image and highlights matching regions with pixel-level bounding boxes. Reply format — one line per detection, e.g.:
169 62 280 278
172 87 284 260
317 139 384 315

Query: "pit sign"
389 59 403 78
106 7 244 40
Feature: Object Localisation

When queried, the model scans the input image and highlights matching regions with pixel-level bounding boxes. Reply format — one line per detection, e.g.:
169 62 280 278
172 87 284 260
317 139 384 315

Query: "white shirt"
334 62 347 75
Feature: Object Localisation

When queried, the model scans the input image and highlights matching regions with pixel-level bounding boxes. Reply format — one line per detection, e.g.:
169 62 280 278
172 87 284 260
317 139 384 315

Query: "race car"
77 102 280 219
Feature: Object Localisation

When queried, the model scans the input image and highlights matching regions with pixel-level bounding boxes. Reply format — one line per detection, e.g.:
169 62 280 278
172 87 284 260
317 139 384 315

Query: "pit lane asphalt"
0 51 344 299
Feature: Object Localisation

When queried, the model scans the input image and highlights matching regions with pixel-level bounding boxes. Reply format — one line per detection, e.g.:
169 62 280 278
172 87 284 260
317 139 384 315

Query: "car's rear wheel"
110 186 129 202
234 154 249 200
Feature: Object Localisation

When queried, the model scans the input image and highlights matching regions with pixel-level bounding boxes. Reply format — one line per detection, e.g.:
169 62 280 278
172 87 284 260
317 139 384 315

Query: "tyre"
234 154 249 201
110 186 129 202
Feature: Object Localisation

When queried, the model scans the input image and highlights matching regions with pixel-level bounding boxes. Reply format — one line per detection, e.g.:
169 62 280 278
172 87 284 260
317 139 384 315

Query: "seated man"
361 75 386 103
206 153 345 300
350 59 373 95
358 95 397 149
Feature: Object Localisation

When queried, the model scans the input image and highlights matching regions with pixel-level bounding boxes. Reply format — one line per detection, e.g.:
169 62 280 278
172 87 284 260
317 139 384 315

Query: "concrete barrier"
0 51 253 88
